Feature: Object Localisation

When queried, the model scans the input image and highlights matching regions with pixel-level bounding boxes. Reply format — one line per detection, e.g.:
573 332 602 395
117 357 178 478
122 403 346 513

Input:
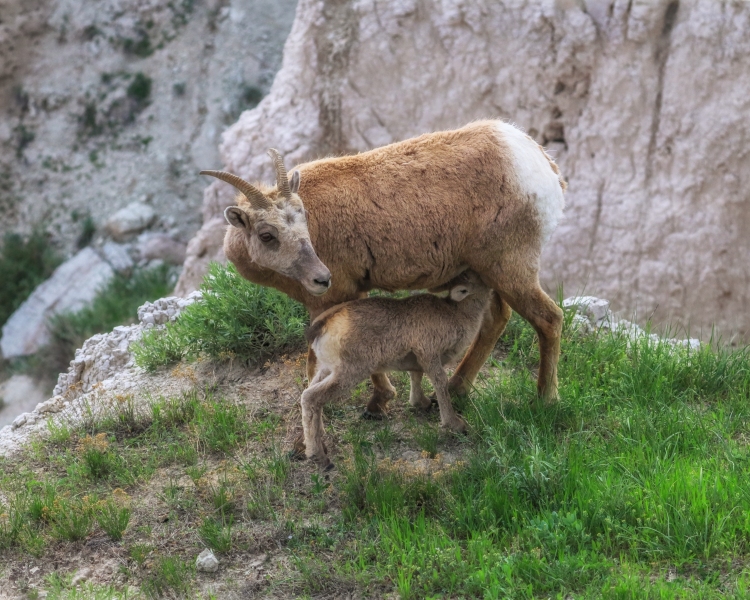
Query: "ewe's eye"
259 232 275 243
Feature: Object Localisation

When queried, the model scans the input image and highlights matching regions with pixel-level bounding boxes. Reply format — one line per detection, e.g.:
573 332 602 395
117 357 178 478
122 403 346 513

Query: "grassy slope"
0 287 749 598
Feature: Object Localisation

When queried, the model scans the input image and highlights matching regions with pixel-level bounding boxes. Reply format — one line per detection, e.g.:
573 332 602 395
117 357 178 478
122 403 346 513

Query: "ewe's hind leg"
300 374 348 470
420 356 467 433
449 292 512 396
491 272 562 402
408 371 432 410
363 373 396 419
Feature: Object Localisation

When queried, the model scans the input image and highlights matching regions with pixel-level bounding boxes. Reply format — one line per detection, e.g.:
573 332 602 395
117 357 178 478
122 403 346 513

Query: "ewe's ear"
224 206 252 229
450 287 470 302
290 170 300 194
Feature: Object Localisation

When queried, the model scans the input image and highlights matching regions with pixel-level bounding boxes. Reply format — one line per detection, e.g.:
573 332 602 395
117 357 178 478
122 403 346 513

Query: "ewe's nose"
314 275 331 289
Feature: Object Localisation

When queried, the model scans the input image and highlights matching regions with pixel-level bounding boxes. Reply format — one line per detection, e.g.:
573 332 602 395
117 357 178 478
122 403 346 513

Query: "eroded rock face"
177 0 750 340
0 0 297 255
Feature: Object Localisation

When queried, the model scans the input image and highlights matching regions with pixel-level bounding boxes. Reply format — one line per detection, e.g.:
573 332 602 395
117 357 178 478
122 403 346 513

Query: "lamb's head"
201 150 332 296
430 270 489 302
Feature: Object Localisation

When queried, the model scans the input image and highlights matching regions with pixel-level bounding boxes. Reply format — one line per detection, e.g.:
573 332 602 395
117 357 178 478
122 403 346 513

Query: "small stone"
196 549 219 573
105 202 156 242
71 567 91 586
29 566 39 574
11 413 28 429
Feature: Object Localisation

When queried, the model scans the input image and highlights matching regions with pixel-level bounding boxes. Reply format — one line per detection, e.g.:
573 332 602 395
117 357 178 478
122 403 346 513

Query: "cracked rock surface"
177 0 750 341
0 0 297 256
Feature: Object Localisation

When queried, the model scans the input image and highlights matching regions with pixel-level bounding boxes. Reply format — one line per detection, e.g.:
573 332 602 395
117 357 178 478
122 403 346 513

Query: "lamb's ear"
224 206 253 229
449 286 470 302
290 170 300 194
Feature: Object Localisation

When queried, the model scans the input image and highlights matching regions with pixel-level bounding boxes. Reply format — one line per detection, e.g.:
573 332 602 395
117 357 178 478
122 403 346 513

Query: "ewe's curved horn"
267 148 291 200
199 170 272 210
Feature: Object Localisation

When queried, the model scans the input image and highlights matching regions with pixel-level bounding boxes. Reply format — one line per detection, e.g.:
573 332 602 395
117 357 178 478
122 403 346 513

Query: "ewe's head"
201 150 331 296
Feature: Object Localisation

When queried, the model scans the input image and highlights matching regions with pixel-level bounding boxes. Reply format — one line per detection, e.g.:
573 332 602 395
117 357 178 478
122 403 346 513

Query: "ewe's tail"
538 144 567 192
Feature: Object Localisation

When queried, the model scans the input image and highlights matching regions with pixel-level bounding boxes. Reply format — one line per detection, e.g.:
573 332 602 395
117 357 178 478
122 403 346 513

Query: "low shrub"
95 494 131 541
134 262 307 371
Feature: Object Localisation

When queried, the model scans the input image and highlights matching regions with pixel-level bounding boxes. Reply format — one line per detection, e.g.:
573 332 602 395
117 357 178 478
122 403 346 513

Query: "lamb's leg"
363 373 396 419
448 292 512 396
300 373 347 471
421 356 467 433
408 371 432 410
306 345 318 383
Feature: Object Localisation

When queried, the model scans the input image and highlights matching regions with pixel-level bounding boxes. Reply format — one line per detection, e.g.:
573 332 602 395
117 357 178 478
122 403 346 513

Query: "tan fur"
301 272 491 469
223 120 566 410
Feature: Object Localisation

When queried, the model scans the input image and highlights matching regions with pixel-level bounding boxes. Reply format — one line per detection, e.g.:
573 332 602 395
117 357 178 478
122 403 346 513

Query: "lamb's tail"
305 318 327 344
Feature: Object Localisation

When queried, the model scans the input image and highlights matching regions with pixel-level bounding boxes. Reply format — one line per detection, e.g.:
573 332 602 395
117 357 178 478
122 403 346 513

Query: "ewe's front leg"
363 373 396 419
449 292 511 396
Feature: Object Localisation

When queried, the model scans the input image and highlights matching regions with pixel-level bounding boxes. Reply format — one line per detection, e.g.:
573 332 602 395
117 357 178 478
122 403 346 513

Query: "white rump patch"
494 121 565 245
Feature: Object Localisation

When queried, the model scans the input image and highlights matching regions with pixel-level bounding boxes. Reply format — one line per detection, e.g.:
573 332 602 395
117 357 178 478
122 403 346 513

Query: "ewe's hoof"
322 461 335 472
441 417 468 434
362 409 386 421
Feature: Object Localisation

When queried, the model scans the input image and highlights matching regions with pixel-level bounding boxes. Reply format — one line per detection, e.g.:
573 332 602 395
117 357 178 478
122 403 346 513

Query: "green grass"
134 262 307 371
297 316 750 599
0 230 62 328
2 290 750 597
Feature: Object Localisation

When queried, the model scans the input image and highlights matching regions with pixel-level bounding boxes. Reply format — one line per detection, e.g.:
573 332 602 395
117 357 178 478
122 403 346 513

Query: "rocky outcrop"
52 291 202 399
0 0 297 255
177 0 750 341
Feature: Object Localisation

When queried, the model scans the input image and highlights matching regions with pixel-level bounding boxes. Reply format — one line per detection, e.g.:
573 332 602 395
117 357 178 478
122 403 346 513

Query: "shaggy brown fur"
220 120 566 413
302 271 491 469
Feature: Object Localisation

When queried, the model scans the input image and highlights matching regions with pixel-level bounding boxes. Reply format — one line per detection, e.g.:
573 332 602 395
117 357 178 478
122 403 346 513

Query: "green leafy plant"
126 72 152 102
51 497 93 541
134 262 307 371
95 495 131 541
198 517 233 553
142 555 193 598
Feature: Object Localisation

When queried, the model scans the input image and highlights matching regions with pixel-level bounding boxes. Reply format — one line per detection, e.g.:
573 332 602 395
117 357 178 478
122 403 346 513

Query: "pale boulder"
0 248 114 359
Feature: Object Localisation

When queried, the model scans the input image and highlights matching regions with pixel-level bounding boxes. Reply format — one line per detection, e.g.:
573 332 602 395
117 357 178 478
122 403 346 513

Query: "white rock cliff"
176 0 750 341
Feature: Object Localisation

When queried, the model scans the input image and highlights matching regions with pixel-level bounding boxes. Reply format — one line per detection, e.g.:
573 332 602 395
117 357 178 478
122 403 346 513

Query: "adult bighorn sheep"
201 120 566 414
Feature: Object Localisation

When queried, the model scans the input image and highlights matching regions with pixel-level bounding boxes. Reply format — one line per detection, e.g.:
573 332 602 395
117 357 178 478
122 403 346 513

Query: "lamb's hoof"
311 455 334 472
362 409 386 421
289 435 306 460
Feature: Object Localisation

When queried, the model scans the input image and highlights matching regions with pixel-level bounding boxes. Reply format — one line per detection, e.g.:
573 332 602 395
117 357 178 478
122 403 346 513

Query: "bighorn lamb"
201 120 566 413
302 271 491 470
